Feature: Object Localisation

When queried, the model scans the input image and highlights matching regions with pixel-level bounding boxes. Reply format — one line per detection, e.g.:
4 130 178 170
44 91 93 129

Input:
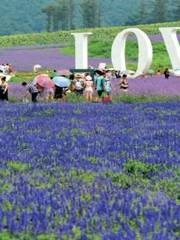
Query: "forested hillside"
0 0 55 35
0 0 179 35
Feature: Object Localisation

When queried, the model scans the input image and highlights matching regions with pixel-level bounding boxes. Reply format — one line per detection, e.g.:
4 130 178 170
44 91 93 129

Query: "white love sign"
71 27 180 78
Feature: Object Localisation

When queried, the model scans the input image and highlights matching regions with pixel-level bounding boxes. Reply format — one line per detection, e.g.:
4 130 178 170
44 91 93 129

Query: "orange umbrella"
34 74 55 89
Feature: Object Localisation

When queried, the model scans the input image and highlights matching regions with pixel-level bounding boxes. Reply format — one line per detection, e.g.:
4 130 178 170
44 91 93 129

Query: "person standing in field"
27 82 41 103
0 77 8 101
164 68 170 79
84 75 93 102
120 74 128 92
74 73 84 95
104 70 112 96
95 70 105 102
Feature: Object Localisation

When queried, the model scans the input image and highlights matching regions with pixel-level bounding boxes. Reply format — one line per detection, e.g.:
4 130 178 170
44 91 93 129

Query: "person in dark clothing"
115 70 121 79
164 68 170 79
120 74 128 92
54 85 63 99
0 77 8 101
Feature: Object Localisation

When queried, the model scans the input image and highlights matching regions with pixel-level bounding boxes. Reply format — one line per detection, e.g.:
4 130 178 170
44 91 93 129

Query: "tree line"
42 0 180 32
0 0 179 35
42 0 103 32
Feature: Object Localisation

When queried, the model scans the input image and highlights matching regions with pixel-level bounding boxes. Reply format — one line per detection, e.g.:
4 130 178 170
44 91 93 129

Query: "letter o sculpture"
111 28 153 78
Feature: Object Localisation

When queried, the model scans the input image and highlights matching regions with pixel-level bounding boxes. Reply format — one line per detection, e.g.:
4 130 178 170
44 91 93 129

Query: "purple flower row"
8 75 180 98
0 102 179 238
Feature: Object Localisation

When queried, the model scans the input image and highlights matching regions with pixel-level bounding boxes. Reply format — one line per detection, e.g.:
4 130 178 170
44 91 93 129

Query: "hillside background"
0 0 179 35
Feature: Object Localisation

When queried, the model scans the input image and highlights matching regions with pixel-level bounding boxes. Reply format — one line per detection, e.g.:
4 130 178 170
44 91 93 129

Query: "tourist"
104 70 112 96
115 70 121 79
45 88 54 101
0 77 8 101
21 82 30 102
120 74 128 92
54 85 63 100
94 70 105 102
27 82 40 103
0 64 6 74
84 75 93 102
156 69 161 76
74 73 84 95
164 68 170 79
33 64 42 73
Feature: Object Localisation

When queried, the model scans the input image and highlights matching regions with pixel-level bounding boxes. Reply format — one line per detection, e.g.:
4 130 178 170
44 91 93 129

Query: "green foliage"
7 161 31 172
37 234 57 240
72 227 81 239
2 200 13 211
0 169 10 177
112 94 180 103
43 0 180 32
69 168 97 183
105 171 149 189
80 193 92 202
0 0 180 35
10 72 37 83
157 177 180 204
0 0 55 35
0 232 57 240
108 172 134 188
123 160 160 178
81 0 100 28
0 21 180 48
65 93 86 103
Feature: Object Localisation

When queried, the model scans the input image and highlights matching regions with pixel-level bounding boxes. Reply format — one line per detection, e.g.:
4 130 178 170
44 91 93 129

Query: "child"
84 75 93 102
120 74 128 92
74 74 84 95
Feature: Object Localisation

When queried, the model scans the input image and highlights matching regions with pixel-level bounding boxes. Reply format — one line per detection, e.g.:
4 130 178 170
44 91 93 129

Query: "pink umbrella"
34 74 55 89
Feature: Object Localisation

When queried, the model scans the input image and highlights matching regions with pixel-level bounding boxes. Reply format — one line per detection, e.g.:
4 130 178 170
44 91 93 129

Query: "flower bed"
0 102 179 239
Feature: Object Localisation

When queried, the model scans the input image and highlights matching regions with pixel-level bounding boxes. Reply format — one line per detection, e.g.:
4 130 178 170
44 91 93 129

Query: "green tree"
42 5 55 32
151 0 167 23
173 0 180 21
126 0 149 25
81 0 100 28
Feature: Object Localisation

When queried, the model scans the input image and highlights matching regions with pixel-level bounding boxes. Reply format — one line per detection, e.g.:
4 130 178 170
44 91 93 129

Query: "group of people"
21 69 129 103
0 67 130 103
156 68 170 79
70 70 113 102
0 62 174 103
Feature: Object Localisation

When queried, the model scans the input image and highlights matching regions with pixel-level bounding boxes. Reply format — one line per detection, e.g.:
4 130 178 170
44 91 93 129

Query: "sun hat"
75 73 83 78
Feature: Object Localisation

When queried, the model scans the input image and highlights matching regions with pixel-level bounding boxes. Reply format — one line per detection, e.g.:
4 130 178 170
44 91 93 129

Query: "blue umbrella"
53 76 70 88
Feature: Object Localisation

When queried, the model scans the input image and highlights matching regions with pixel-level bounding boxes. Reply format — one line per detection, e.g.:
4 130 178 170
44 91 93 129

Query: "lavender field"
1 33 179 72
0 102 179 239
0 46 111 72
8 75 180 100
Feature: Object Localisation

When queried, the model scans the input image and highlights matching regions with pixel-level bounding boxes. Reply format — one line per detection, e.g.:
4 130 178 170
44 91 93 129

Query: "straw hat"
75 73 83 78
